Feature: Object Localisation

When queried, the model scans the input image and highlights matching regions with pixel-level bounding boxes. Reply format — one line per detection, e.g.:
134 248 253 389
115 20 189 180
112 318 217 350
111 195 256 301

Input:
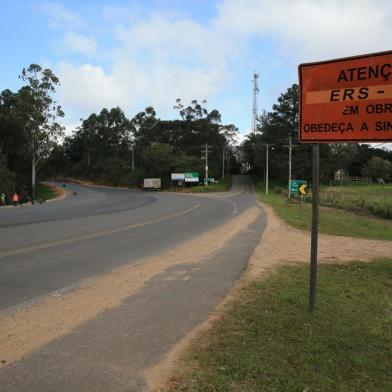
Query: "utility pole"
131 149 135 172
283 135 296 199
205 144 209 181
259 143 270 195
288 135 292 198
222 146 225 179
266 144 269 195
252 72 259 134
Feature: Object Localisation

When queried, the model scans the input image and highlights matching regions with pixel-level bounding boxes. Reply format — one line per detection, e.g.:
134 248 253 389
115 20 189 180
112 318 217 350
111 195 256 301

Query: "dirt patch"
0 206 261 368
246 200 392 281
149 199 392 392
54 177 132 189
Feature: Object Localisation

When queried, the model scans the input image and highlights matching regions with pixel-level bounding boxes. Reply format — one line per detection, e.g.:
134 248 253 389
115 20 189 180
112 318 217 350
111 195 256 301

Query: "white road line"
230 200 238 214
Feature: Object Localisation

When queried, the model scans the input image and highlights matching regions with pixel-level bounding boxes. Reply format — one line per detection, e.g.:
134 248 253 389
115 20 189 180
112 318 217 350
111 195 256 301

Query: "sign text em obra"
299 50 392 143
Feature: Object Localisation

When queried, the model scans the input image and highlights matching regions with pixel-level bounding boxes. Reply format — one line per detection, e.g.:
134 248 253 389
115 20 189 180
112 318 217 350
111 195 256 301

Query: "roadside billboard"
171 173 185 181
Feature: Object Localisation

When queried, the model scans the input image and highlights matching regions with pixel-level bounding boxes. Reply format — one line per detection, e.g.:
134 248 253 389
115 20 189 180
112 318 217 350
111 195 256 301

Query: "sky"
1 0 391 139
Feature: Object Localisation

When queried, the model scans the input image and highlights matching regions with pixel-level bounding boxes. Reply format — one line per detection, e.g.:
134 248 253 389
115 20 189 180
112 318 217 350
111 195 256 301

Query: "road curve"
0 175 256 312
0 175 266 392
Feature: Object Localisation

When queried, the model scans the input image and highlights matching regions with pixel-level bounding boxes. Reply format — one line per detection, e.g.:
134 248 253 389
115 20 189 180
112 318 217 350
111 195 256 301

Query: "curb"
41 182 70 203
0 182 71 209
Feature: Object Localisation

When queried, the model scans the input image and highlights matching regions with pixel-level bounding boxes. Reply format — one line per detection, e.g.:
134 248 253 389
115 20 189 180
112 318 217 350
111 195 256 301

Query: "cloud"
53 0 392 135
57 59 230 124
101 4 142 23
56 12 238 125
57 62 123 118
215 0 392 61
115 14 237 67
40 2 84 29
63 31 97 56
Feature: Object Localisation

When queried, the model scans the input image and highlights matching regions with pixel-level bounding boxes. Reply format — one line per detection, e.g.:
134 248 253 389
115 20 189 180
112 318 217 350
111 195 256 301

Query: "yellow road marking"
0 203 201 259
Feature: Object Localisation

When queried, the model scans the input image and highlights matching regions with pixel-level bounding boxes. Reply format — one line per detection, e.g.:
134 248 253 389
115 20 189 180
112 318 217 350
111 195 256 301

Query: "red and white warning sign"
299 50 392 143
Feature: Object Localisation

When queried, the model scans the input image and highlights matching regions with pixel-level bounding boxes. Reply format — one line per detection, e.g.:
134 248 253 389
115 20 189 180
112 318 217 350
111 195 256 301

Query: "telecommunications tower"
252 72 259 134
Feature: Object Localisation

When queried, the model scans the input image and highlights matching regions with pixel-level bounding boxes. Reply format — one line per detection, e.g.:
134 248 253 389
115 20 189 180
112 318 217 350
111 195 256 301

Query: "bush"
0 166 16 204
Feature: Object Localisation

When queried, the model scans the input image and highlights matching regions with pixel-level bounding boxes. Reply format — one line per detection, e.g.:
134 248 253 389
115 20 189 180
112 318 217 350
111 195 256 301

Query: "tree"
220 124 238 146
330 143 359 173
0 89 28 184
348 144 392 176
63 106 133 181
173 99 221 123
247 85 306 181
60 98 236 183
142 144 176 177
243 84 338 184
174 99 208 121
0 153 16 202
19 64 64 197
132 106 160 150
269 84 299 134
361 157 392 181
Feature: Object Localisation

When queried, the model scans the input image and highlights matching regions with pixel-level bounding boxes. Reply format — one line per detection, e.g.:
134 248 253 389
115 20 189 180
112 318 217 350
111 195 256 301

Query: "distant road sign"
171 173 185 180
299 50 392 143
291 179 307 194
299 183 307 195
185 172 199 183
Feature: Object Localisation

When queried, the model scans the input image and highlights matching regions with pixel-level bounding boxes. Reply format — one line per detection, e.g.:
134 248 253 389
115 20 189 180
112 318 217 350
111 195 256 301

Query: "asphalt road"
0 175 266 391
0 175 257 312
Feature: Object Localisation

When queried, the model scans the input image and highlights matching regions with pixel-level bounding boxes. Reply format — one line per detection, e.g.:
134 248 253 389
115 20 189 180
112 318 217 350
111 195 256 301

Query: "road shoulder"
0 205 265 392
150 199 392 391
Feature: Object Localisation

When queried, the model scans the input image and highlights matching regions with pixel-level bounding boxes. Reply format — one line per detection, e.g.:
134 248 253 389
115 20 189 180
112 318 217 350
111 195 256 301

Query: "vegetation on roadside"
35 183 58 201
253 178 392 241
167 259 392 392
318 183 392 219
1 65 239 200
2 63 392 205
242 83 392 186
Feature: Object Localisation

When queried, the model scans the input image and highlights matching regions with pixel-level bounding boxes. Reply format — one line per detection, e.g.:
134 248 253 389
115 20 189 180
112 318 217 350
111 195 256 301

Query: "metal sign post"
299 50 392 313
309 144 320 313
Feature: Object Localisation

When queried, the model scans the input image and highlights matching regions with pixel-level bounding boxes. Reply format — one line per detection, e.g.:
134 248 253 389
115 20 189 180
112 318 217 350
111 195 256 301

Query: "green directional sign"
185 172 199 183
291 179 307 194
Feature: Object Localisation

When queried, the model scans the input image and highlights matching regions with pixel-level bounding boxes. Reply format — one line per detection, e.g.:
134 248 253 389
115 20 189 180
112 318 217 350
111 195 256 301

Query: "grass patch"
319 183 392 219
169 260 392 391
35 183 57 201
253 179 392 241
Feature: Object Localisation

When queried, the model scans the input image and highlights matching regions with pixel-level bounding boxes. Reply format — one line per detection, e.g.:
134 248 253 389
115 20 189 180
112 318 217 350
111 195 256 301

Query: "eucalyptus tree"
19 64 64 197
0 89 27 179
64 107 134 179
